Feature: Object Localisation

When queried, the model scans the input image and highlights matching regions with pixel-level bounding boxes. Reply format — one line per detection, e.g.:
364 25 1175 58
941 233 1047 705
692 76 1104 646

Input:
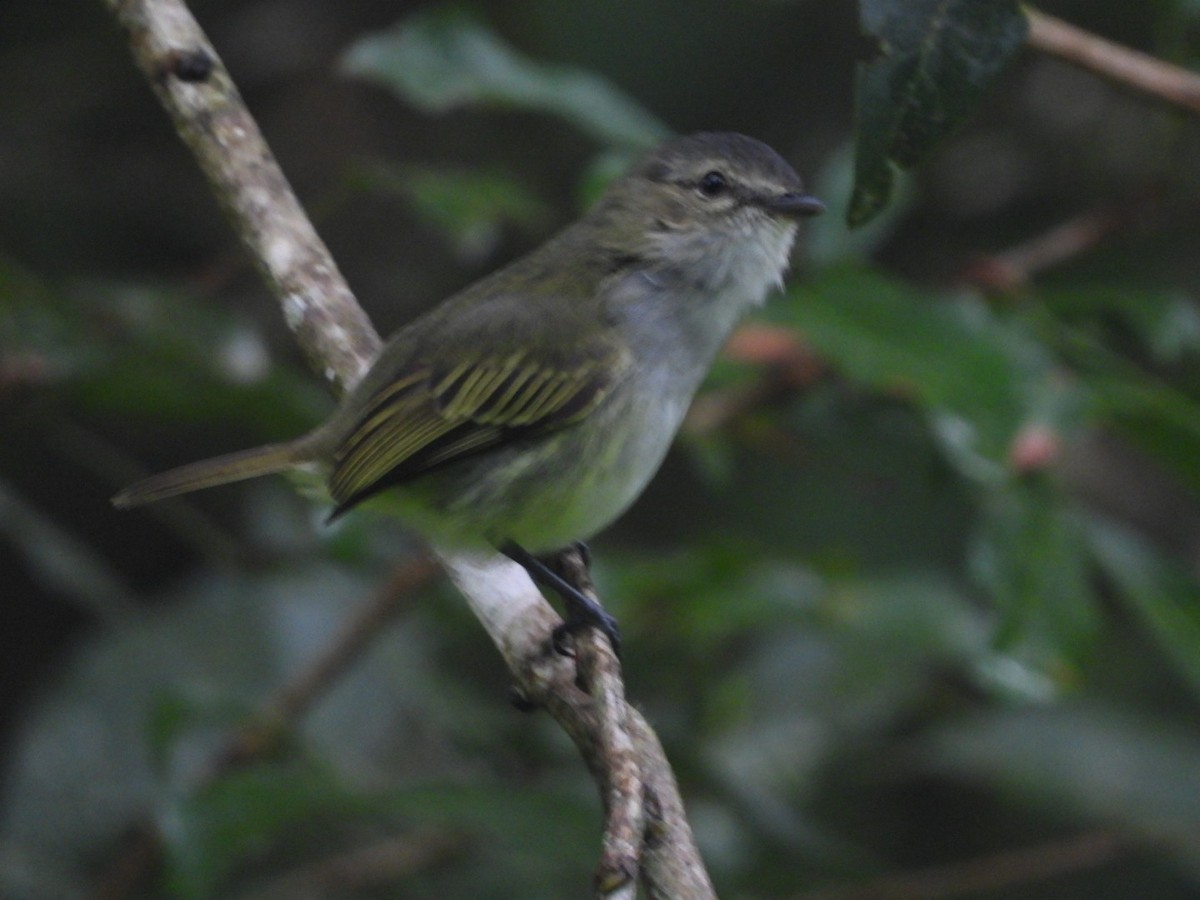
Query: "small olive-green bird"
114 132 823 647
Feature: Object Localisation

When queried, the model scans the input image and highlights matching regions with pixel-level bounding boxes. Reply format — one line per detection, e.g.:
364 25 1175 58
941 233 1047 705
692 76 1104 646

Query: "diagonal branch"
99 0 713 896
102 0 380 389
1026 7 1200 118
89 559 437 900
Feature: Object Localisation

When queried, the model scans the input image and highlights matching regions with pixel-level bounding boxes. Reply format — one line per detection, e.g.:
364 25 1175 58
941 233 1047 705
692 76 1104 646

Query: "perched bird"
114 132 824 650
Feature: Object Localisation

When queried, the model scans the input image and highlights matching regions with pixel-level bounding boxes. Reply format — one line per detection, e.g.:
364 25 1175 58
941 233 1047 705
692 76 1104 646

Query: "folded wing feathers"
328 351 614 507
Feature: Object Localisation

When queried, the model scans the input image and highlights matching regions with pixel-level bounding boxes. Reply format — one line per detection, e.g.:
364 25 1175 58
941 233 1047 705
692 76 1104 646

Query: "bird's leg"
499 541 621 658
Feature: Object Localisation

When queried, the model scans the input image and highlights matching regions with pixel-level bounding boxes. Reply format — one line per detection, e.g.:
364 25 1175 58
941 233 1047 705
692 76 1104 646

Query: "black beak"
763 191 826 218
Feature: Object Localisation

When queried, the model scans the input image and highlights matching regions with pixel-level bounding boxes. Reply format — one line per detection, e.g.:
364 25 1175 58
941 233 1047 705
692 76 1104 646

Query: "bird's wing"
327 345 623 518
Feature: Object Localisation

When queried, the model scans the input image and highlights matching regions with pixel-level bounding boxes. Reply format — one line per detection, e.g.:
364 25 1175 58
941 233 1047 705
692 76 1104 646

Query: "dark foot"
550 606 622 658
500 542 622 658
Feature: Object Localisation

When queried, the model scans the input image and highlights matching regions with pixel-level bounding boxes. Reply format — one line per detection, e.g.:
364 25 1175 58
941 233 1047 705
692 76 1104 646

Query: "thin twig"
958 203 1129 294
1026 7 1200 118
251 829 466 898
795 829 1128 900
87 559 436 900
215 557 439 769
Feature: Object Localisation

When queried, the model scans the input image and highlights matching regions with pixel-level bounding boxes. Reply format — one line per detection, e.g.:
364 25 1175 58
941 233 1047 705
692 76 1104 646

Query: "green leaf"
0 575 287 893
164 769 596 898
609 542 821 646
1034 300 1200 494
924 704 1200 858
164 761 355 899
340 7 669 149
1041 283 1200 366
1087 518 1200 702
706 386 977 570
774 266 1081 473
818 572 991 665
1098 377 1200 495
970 483 1101 678
348 161 550 261
851 0 1028 226
0 262 326 434
72 351 324 434
146 691 264 777
575 147 643 209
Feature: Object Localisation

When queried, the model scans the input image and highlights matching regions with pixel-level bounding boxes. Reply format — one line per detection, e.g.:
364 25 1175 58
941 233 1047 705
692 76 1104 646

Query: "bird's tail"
112 439 313 508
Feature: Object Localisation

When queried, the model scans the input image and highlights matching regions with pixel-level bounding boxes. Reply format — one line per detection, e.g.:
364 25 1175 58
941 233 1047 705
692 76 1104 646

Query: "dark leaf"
851 0 1028 226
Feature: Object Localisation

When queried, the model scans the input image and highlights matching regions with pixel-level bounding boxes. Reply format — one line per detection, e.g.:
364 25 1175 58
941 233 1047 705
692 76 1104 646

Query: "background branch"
89 559 437 900
796 830 1129 900
99 0 712 896
1026 7 1200 117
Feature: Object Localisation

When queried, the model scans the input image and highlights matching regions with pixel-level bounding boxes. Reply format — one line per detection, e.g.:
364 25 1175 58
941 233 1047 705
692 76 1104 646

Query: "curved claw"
500 541 621 659
552 607 622 659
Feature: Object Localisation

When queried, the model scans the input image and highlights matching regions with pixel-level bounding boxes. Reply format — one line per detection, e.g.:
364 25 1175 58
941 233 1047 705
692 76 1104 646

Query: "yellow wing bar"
327 350 620 514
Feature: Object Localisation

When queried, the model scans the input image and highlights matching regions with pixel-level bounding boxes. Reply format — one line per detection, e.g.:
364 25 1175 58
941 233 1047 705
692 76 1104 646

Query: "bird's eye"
698 170 728 197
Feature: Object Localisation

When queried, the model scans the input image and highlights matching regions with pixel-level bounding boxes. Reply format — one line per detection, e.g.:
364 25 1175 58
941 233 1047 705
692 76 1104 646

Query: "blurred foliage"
3 1 1200 898
336 159 554 265
340 6 669 150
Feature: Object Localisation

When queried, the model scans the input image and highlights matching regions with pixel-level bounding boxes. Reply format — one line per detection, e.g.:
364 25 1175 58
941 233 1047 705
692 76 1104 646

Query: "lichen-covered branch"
101 0 380 390
442 552 717 898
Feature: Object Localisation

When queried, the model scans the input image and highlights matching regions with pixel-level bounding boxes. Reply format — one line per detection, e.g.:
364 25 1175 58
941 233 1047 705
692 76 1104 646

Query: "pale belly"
381 368 692 553
375 273 771 552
